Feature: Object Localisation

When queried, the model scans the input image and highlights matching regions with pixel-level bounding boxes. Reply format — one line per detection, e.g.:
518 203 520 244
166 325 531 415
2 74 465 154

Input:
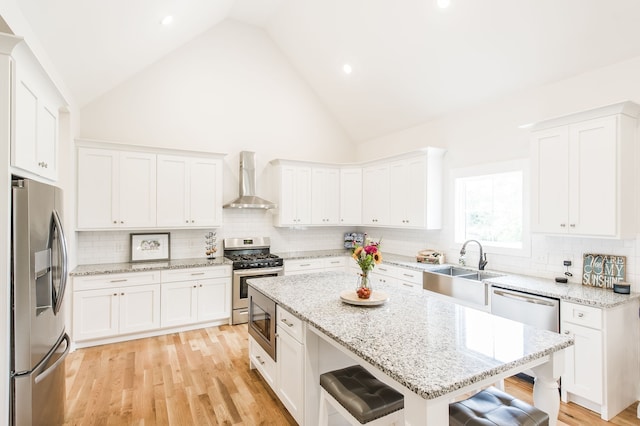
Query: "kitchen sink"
428 266 477 277
423 267 504 308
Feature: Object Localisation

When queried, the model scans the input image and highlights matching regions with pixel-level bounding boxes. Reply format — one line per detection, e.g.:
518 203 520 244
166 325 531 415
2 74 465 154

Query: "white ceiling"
13 0 640 142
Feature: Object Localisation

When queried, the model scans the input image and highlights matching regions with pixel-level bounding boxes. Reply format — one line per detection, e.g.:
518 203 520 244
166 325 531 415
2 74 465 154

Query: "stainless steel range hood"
224 151 277 209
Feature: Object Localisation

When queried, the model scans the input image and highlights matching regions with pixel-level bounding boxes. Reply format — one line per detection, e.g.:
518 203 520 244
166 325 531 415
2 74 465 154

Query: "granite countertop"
70 257 232 276
483 274 640 309
275 249 351 260
248 271 573 400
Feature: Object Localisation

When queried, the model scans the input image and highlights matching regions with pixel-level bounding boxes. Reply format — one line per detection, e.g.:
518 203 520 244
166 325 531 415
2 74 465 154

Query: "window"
453 160 529 256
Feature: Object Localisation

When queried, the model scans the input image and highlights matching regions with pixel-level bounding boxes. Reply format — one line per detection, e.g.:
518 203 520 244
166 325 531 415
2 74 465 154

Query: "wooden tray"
340 290 389 306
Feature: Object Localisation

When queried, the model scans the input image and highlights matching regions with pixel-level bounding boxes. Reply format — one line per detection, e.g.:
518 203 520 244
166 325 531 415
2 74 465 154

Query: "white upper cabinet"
272 162 312 226
362 164 390 226
77 142 224 230
311 167 340 225
531 102 639 238
271 148 444 229
77 147 156 229
157 154 222 228
339 167 362 225
11 40 65 181
363 148 444 229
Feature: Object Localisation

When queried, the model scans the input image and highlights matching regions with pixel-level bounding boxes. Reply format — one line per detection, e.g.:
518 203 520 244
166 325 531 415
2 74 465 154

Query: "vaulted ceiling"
12 0 640 142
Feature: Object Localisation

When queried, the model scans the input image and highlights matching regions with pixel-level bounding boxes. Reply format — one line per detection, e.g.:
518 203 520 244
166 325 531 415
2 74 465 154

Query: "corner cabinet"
560 299 640 421
363 148 445 229
531 102 640 238
10 38 66 181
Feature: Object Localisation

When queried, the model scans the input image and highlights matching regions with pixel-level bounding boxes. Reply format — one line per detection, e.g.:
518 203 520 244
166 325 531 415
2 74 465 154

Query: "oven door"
232 267 283 325
247 286 277 361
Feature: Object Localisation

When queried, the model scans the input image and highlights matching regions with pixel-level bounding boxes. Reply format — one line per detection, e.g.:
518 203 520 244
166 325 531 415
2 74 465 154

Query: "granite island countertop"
248 271 573 400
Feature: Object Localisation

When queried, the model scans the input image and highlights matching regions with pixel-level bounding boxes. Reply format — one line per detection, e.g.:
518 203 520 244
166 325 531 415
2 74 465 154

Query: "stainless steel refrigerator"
11 177 70 425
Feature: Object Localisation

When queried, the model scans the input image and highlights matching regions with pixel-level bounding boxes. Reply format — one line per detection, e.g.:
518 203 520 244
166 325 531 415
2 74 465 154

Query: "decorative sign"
582 254 626 289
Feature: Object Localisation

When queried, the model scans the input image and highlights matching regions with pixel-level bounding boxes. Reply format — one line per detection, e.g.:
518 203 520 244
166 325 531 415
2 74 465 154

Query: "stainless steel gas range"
223 237 284 325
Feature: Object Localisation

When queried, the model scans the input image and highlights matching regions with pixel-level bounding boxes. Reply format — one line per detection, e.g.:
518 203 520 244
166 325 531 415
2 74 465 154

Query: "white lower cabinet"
160 267 231 327
73 271 161 342
72 265 231 347
370 264 423 293
250 306 305 424
284 256 347 275
276 308 304 424
560 300 639 420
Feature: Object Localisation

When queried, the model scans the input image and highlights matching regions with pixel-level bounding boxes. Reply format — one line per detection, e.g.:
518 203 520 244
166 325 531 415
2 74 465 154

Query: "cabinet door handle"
110 279 128 283
560 223 566 227
255 355 265 365
570 224 576 228
113 220 118 224
120 292 125 296
193 285 197 288
113 293 118 296
281 318 294 327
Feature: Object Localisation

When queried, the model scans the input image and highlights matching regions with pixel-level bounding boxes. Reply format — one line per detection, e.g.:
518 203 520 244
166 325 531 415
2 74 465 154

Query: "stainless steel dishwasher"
490 286 560 332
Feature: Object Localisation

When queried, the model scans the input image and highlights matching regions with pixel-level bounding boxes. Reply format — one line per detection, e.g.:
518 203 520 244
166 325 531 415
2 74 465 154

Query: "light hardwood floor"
64 325 638 425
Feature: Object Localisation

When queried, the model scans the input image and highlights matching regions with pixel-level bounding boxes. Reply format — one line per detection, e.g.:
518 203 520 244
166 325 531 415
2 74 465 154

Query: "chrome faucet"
460 240 488 270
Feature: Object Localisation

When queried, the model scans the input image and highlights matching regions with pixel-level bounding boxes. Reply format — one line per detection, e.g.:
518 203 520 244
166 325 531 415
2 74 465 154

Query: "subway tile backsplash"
76 209 640 292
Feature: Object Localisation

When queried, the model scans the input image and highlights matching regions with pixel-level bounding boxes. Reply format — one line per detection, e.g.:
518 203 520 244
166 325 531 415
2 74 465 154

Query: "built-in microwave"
247 286 277 361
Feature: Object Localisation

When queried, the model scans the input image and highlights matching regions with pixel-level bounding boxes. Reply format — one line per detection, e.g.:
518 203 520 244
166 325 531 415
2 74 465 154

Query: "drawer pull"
110 279 128 283
403 273 414 278
191 272 206 276
255 355 265 365
330 261 340 264
281 318 294 327
402 283 412 287
300 263 311 267
564 330 571 335
577 312 584 318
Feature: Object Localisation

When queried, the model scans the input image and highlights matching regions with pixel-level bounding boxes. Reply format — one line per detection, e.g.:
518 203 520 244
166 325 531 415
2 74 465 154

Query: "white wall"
358 55 640 291
79 19 355 206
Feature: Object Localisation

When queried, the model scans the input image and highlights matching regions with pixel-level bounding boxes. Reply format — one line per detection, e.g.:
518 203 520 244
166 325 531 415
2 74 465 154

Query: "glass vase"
356 272 372 299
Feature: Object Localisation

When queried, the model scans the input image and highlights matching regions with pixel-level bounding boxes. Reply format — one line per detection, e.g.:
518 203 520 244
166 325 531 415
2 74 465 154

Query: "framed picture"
130 233 170 263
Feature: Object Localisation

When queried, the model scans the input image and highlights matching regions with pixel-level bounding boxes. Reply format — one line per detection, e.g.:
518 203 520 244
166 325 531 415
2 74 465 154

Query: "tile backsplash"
76 209 640 292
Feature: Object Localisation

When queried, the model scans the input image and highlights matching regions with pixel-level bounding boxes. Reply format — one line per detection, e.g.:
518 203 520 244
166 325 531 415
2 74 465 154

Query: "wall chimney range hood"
224 151 277 209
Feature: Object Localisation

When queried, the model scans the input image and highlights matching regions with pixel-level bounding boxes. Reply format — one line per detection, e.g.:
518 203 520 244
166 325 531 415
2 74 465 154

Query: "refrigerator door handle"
51 209 68 315
33 333 70 384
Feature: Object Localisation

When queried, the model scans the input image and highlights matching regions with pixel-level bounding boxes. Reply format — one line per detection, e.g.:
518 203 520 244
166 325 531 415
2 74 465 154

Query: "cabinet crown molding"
0 33 22 55
75 138 226 159
531 101 640 132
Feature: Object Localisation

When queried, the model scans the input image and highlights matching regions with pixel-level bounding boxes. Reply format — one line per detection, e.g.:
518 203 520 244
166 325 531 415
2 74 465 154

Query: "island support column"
531 351 565 426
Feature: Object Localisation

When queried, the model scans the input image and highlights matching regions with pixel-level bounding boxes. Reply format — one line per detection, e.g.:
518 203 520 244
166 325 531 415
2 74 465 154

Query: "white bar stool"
319 365 404 425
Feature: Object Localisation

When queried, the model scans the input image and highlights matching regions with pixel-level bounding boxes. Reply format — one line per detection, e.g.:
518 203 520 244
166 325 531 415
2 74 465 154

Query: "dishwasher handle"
492 289 556 307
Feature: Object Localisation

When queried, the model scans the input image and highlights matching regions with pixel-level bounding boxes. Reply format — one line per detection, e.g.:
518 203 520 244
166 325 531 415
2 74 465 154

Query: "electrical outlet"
533 253 548 264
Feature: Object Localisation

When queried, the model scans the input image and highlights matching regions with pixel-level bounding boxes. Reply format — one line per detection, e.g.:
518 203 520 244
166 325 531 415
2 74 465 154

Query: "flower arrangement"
352 239 382 298
352 239 383 274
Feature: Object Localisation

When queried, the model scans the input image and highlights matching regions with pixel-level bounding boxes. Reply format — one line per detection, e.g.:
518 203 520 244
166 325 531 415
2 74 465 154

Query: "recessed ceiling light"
437 0 450 8
161 15 174 26
343 64 353 74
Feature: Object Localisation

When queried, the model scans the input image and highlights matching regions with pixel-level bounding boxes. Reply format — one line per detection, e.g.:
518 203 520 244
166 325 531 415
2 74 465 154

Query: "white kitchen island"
248 271 573 426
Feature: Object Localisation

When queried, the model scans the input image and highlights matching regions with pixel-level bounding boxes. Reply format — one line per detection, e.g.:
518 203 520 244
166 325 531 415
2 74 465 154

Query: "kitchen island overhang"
248 271 574 425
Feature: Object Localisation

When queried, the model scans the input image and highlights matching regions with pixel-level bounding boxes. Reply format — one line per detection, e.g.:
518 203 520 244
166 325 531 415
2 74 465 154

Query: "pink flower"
364 245 377 255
